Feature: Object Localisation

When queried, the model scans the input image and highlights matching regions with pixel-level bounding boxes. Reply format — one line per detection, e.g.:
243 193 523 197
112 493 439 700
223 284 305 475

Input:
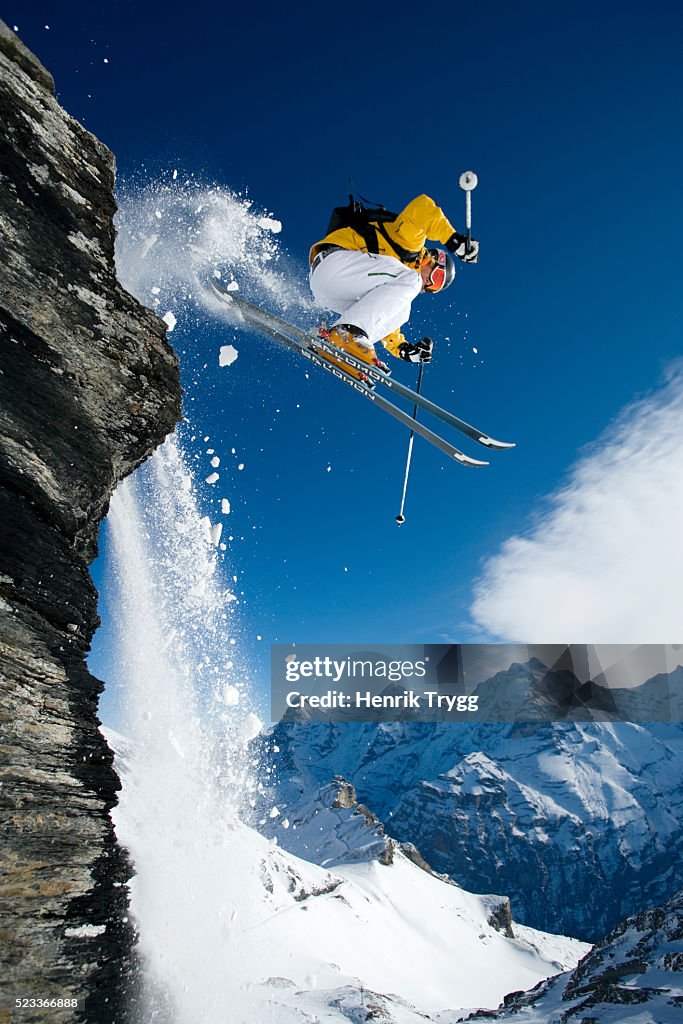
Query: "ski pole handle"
459 170 478 250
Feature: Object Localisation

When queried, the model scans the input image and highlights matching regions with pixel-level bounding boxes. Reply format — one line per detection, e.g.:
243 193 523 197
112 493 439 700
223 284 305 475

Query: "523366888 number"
14 998 82 1010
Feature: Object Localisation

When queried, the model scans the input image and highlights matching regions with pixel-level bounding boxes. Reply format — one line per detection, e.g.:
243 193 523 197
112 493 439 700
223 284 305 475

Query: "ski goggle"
425 251 448 292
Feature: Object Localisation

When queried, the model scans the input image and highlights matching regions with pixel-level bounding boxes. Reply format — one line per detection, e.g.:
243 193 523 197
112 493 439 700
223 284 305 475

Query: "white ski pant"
309 249 422 345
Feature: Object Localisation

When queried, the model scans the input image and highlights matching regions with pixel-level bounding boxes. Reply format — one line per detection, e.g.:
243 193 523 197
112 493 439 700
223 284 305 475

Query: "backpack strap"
326 197 422 264
350 210 383 255
372 220 422 264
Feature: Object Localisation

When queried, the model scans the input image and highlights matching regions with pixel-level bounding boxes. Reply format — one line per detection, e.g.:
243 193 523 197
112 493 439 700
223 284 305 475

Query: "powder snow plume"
102 178 307 1019
107 440 269 1021
114 174 313 322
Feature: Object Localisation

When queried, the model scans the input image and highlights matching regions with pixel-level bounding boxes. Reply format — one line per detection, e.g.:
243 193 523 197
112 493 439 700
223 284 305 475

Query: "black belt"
310 244 344 272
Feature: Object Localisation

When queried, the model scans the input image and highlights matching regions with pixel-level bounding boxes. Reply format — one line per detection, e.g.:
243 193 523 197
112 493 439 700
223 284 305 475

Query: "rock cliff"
0 21 181 1022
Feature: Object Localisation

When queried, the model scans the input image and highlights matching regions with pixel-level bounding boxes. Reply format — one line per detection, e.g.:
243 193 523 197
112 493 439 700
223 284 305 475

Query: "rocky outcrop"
0 21 181 1023
257 775 396 868
257 769 457 883
482 896 515 939
330 777 356 809
462 888 683 1023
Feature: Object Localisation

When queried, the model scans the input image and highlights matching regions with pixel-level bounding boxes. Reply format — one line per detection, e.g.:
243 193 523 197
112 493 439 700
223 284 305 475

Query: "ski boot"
313 325 390 387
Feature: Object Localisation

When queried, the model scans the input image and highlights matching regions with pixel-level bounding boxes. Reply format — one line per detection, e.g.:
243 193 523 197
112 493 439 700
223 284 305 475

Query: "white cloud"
472 364 683 642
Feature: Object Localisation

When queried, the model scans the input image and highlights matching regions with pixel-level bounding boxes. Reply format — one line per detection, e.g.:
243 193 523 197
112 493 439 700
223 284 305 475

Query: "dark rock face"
485 897 514 939
0 21 181 1023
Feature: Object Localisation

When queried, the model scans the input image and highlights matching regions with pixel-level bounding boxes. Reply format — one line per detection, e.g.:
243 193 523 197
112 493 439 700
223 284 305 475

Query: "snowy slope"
461 888 683 1023
239 837 586 1013
103 727 588 1022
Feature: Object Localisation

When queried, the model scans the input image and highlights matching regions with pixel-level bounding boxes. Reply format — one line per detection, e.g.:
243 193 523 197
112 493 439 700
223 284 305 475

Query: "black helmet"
423 248 455 293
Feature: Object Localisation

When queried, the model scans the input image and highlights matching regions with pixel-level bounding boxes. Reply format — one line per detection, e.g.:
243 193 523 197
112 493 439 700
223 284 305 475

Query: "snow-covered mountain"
103 727 588 1022
461 888 683 1023
262 661 683 941
258 775 396 867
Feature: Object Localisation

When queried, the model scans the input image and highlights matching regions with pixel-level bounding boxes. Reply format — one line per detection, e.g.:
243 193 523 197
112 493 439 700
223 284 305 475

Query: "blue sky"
10 2 683 719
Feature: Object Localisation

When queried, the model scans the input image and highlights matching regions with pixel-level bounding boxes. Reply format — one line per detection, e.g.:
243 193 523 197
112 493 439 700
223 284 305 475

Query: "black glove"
398 337 434 364
446 231 479 263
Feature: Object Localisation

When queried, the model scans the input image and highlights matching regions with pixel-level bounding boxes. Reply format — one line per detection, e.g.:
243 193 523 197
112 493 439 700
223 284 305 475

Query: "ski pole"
395 361 425 526
458 170 478 255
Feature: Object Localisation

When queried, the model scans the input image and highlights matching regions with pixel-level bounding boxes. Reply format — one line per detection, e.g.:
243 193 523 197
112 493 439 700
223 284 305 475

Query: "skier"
210 176 515 464
308 194 479 382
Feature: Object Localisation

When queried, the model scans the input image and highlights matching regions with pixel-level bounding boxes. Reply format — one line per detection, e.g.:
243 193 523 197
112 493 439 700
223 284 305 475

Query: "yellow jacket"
310 194 456 356
310 194 456 266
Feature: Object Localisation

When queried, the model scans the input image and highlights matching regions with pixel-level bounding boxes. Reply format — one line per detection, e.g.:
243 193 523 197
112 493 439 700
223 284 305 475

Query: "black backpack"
326 196 422 263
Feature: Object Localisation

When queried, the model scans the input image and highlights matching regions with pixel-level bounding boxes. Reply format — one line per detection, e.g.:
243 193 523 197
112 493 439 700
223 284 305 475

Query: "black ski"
209 283 515 451
209 281 487 467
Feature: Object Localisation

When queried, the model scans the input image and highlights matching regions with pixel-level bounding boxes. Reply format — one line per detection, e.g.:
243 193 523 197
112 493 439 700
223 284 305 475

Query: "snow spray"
102 177 303 1021
107 441 269 1022
114 173 312 320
